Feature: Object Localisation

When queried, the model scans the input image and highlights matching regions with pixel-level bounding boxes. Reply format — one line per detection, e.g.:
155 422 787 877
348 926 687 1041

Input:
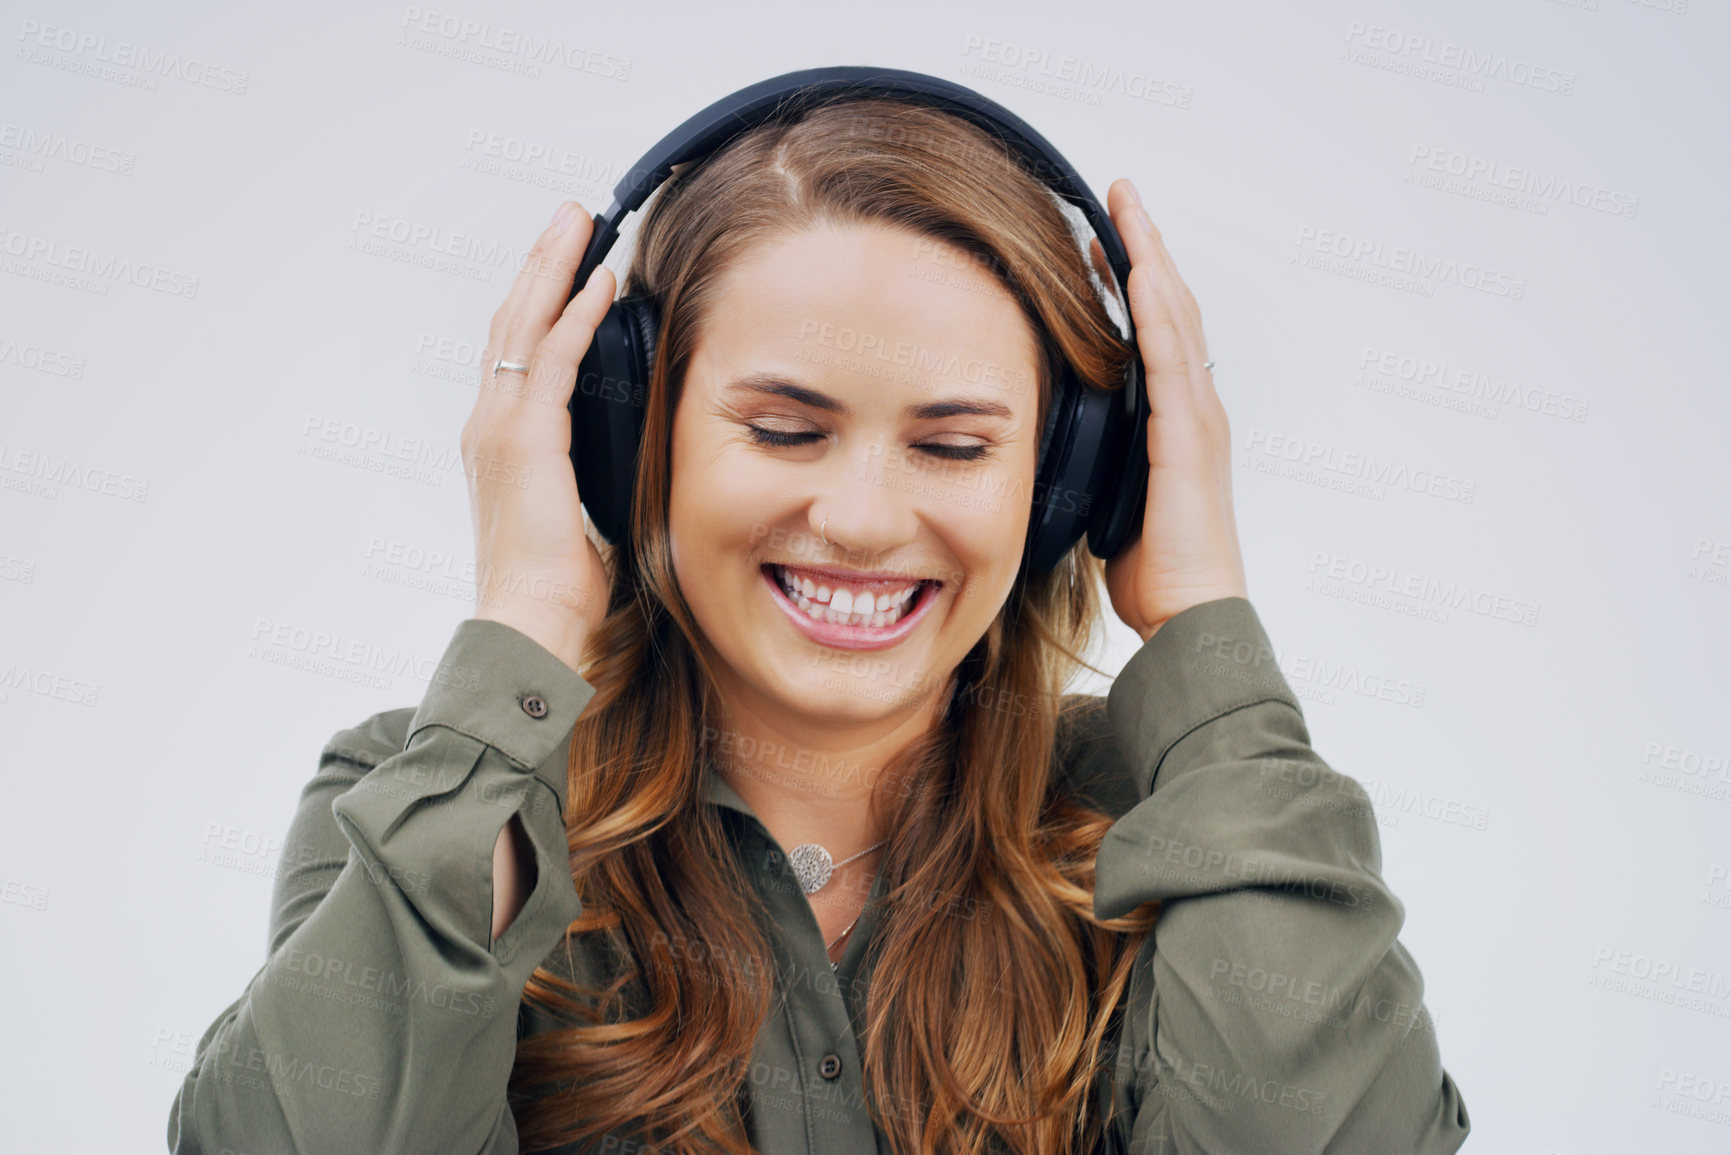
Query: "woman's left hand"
1096 178 1249 642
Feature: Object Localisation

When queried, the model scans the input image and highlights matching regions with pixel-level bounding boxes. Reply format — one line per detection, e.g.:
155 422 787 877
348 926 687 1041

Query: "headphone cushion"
618 294 660 379
1033 362 1065 467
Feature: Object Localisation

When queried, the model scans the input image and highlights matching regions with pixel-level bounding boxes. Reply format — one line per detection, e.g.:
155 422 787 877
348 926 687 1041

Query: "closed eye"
745 426 993 461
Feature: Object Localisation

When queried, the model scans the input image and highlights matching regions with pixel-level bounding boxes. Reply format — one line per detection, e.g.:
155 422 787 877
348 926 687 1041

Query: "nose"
809 439 920 563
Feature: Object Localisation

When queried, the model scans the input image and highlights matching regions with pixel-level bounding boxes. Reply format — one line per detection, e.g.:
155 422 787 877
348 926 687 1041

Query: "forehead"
687 221 1042 409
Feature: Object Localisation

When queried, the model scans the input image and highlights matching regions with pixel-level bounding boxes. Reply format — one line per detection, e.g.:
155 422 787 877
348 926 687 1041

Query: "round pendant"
788 843 834 894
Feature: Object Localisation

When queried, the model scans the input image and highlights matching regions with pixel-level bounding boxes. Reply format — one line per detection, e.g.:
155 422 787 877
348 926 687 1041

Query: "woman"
168 97 1470 1154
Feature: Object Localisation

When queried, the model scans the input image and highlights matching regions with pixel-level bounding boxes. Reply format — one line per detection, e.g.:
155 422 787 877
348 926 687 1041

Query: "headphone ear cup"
1026 367 1098 572
571 293 658 544
1085 356 1149 561
1033 365 1063 469
1024 368 1080 571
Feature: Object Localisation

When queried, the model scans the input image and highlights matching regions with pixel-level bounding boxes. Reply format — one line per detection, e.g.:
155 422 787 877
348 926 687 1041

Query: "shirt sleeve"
166 618 594 1155
1092 597 1471 1155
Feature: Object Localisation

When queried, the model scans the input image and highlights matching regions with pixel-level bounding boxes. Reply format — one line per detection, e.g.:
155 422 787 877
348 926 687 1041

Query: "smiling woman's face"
667 220 1043 726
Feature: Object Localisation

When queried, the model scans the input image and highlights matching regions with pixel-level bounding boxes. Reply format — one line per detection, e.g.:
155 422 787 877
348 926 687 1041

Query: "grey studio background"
2 0 1726 1151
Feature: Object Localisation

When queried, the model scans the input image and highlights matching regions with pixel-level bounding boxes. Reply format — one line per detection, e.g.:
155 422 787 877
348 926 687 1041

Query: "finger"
1123 262 1199 427
1109 187 1199 409
529 265 619 426
1117 194 1222 435
487 202 595 374
463 262 612 524
1135 211 1202 330
1107 182 1213 409
483 205 605 426
489 204 569 354
509 205 598 348
1108 180 1183 340
472 260 612 443
1108 181 1207 358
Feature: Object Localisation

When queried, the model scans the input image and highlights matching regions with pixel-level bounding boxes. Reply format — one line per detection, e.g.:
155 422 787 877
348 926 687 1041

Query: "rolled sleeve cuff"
406 618 596 796
1105 597 1302 797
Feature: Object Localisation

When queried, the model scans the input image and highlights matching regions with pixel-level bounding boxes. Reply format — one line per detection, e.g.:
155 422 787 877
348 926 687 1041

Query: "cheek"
667 428 791 606
927 486 1030 615
671 444 778 548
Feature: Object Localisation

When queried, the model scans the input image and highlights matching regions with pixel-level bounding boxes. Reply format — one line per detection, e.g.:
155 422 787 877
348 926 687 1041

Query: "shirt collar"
701 756 762 824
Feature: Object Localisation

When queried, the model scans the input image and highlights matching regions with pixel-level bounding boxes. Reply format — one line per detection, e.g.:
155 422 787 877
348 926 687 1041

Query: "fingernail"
1138 207 1156 236
550 202 575 236
1125 179 1143 206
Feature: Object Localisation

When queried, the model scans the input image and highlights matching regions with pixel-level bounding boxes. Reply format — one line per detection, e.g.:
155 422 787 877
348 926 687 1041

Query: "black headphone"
565 65 1149 573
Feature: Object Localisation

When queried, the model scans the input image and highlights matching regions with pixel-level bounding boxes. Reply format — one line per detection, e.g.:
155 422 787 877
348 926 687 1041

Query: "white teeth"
772 565 924 629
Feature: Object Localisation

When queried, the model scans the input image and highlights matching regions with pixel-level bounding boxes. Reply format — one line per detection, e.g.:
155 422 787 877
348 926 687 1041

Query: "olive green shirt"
166 597 1470 1154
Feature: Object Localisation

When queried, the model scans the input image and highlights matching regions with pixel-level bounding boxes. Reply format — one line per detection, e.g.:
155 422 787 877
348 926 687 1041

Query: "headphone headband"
569 65 1135 339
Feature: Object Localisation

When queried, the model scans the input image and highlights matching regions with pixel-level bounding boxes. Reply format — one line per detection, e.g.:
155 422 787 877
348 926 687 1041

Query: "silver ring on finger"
1202 360 1216 371
494 359 531 376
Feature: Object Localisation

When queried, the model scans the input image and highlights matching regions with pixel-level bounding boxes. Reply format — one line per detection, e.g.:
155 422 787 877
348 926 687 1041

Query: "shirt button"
520 694 549 719
818 1053 843 1081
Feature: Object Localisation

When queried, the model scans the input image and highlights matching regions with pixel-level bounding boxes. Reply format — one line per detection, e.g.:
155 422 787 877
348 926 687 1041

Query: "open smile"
760 562 942 651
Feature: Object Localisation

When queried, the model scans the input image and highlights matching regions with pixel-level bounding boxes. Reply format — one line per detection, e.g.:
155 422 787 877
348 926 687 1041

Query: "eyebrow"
724 374 1014 421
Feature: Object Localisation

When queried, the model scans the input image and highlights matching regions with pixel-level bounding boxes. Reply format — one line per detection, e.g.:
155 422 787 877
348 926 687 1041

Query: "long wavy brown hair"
508 93 1160 1155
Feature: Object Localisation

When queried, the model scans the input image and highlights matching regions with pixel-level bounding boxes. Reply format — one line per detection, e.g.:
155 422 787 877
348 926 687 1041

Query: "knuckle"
460 409 491 446
540 316 584 356
459 423 485 464
531 333 564 369
461 410 529 457
488 306 515 351
502 312 539 350
535 249 578 284
468 436 517 476
1126 269 1159 312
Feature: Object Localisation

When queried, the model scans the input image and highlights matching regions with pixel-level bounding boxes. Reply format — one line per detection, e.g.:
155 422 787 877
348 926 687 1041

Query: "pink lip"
760 565 940 651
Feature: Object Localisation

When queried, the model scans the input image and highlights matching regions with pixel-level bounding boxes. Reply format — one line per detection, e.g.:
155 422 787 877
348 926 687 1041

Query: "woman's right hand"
464 201 618 673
